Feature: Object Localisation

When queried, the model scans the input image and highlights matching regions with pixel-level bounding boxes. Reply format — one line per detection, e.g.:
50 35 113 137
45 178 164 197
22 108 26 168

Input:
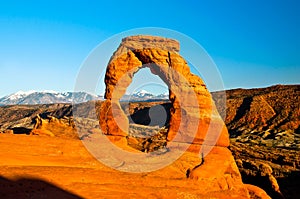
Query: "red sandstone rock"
98 35 270 198
100 35 229 147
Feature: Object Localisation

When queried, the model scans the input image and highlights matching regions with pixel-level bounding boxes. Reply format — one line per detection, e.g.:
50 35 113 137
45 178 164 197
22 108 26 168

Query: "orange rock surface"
100 35 229 147
0 134 252 198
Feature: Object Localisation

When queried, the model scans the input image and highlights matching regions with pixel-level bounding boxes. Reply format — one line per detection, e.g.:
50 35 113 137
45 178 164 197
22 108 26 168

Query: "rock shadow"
241 173 284 199
0 176 83 199
10 127 32 135
231 97 253 123
277 170 300 199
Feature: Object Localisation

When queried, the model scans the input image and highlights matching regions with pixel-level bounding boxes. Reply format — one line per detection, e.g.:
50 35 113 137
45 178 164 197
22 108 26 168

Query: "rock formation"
100 35 229 147
30 114 77 138
99 35 266 197
0 104 73 134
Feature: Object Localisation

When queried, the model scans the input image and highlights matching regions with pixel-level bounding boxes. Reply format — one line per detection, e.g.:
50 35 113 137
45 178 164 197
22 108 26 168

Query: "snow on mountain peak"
0 89 169 105
6 90 36 100
0 90 103 105
137 89 150 94
133 90 153 97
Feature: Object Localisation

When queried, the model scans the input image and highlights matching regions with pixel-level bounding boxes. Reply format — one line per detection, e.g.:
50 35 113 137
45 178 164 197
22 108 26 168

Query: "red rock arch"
99 35 229 148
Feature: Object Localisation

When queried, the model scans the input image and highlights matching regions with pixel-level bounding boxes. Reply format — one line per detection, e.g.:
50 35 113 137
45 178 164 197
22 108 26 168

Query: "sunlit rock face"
99 35 270 198
100 35 229 147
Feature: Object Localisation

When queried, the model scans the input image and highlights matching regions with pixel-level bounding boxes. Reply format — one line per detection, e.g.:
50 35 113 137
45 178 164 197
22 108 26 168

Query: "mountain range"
121 90 169 102
0 90 102 105
0 90 169 105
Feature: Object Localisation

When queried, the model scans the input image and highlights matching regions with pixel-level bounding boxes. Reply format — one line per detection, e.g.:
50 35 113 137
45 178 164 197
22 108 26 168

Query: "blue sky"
0 0 299 97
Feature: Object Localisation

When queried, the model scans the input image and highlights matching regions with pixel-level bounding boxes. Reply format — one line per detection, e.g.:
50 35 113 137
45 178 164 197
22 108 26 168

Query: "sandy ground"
0 134 248 199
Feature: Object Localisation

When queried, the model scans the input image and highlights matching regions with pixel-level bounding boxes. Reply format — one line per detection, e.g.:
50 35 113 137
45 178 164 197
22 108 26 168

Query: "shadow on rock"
277 170 300 199
0 176 82 199
10 127 32 135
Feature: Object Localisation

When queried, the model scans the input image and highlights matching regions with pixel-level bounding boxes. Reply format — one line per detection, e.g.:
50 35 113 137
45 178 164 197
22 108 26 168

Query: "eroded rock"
30 115 77 138
100 35 229 147
99 35 268 198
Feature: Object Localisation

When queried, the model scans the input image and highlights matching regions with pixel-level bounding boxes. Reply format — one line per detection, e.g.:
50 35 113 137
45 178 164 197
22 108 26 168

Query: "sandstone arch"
94 35 271 197
99 35 229 149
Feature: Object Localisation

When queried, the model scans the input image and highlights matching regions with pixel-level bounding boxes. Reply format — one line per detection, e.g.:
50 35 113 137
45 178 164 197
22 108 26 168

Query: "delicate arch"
99 35 229 149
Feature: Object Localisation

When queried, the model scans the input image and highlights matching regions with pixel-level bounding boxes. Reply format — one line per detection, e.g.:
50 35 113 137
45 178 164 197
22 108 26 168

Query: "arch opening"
119 67 172 152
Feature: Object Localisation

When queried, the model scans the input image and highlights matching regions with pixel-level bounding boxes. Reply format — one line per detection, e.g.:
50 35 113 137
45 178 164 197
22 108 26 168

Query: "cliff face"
213 84 300 148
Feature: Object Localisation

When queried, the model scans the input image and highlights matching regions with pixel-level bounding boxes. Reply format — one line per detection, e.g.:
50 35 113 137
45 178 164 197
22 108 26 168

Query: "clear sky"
0 0 299 97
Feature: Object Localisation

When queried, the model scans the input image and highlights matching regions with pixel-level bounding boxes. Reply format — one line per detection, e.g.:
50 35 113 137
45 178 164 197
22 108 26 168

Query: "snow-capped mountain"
121 90 169 101
132 90 154 98
0 89 169 105
156 92 169 99
4 90 37 101
0 90 103 105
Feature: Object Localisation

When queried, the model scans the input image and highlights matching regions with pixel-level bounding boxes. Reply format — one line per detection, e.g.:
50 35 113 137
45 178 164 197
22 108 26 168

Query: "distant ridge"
121 90 169 102
0 91 102 105
0 90 170 105
2 84 298 105
212 84 300 138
